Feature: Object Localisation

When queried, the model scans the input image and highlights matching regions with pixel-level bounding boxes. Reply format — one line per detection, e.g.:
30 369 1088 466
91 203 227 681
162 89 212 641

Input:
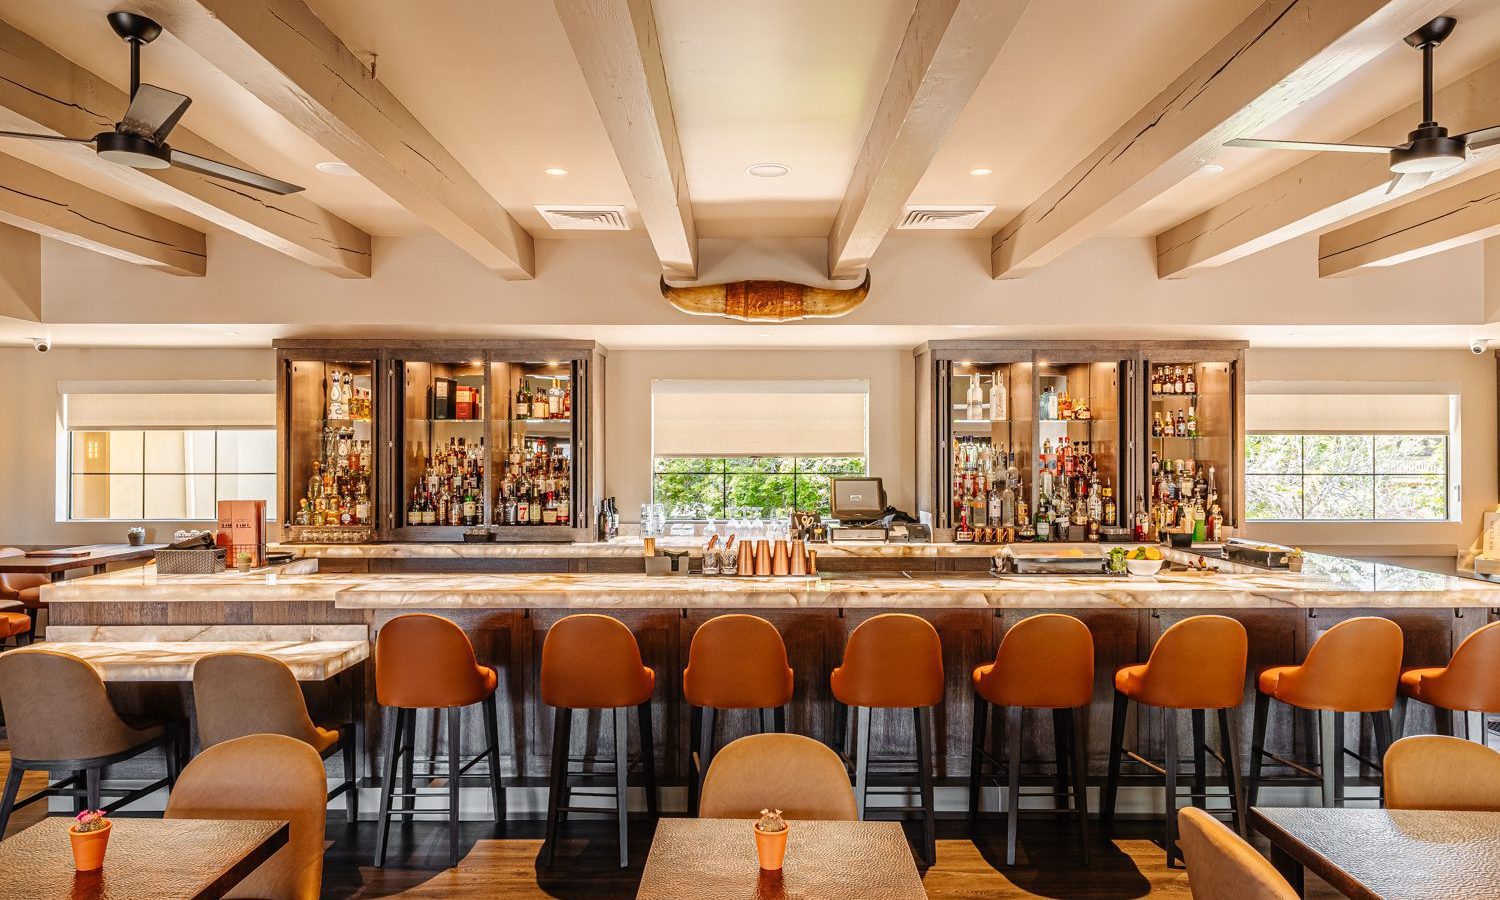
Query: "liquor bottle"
532 383 549 420
988 373 1007 421
548 379 564 418
1103 480 1117 526
462 486 478 527
1185 367 1197 394
543 492 559 524
965 373 983 420
1014 483 1029 533
1132 495 1148 541
1186 406 1199 438
1152 411 1164 437
1175 410 1186 437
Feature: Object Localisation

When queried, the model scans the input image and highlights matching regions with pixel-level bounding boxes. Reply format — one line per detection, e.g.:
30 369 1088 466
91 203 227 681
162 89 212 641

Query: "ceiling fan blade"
1385 170 1431 195
0 130 93 144
169 149 304 195
120 84 192 143
1456 123 1500 151
1226 138 1393 154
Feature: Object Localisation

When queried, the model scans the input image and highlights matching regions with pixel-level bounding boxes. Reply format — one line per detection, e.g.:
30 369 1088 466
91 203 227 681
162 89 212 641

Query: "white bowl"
1125 558 1164 577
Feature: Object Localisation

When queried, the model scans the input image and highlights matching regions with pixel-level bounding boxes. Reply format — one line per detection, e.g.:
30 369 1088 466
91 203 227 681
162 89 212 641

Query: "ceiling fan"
1226 16 1500 194
0 12 303 195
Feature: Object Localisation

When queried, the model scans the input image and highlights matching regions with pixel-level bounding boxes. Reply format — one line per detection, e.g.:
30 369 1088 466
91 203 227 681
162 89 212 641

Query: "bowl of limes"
1125 546 1165 577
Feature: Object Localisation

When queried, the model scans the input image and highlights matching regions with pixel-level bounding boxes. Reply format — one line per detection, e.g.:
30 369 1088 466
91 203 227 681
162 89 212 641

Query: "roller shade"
653 379 868 457
1246 393 1452 433
64 381 274 430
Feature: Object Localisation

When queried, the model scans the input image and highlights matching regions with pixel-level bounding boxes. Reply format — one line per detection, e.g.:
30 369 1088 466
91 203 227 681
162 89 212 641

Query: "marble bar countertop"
30 640 368 681
274 537 1003 559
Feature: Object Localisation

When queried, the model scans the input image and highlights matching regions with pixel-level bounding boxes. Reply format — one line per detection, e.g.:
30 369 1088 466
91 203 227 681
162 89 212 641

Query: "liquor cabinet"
275 339 604 543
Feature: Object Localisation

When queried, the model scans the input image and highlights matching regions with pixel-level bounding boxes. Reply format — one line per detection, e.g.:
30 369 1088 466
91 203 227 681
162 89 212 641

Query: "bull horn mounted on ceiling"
659 270 871 323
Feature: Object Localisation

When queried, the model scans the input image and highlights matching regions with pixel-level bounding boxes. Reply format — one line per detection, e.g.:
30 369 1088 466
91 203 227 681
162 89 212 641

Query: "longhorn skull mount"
659 271 871 323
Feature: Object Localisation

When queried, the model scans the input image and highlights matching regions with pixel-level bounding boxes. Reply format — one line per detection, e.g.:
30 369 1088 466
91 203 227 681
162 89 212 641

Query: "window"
69 429 277 521
1245 433 1448 521
652 456 867 517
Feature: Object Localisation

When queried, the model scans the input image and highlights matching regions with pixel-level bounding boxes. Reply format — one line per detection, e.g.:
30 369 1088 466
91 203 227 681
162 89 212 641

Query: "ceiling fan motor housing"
1390 124 1466 173
94 131 172 169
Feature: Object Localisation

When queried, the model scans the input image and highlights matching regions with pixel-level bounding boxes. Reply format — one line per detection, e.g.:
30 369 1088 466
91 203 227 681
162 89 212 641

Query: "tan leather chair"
971 613 1094 866
193 652 357 821
1178 807 1298 900
166 733 327 900
699 733 856 821
0 610 30 646
0 648 184 835
1249 617 1403 810
0 548 45 641
373 614 504 869
831 613 943 864
1103 615 1249 868
683 614 794 813
1384 735 1500 811
540 614 657 869
1396 621 1500 741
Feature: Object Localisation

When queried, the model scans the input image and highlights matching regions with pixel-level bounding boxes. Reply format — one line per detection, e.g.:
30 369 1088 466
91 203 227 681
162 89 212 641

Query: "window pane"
144 430 216 474
71 432 113 474
653 474 723 516
794 475 834 514
726 473 793 512
1374 435 1446 475
653 457 719 474
1303 474 1374 519
1245 434 1301 474
145 473 215 519
1245 475 1302 520
1303 435 1372 474
795 456 868 474
1375 474 1446 519
724 457 794 474
71 474 143 519
217 474 277 520
216 429 275 473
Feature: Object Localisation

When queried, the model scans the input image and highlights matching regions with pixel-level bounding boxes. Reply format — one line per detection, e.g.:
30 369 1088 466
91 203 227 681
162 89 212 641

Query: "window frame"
64 427 277 523
1244 430 1452 524
650 455 869 519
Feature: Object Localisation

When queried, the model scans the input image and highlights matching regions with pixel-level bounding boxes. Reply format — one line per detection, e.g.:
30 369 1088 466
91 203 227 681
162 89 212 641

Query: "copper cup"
789 540 807 576
737 543 757 576
771 540 790 576
806 549 818 575
754 540 772 576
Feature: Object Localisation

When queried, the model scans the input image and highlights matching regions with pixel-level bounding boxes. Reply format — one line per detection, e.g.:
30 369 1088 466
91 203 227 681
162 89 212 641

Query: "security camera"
1470 339 1490 355
30 337 49 353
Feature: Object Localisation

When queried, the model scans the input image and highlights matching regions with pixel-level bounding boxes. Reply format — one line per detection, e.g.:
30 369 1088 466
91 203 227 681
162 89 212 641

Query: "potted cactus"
236 552 254 574
753 808 788 871
69 810 112 871
1288 548 1305 573
125 526 145 547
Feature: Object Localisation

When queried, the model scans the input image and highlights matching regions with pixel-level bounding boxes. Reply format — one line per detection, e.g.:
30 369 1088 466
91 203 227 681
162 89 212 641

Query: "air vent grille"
535 204 630 231
896 205 996 230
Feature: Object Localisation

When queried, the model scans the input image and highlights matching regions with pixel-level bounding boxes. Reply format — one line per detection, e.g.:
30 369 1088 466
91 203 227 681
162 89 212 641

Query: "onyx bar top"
42 548 1500 610
272 537 1002 559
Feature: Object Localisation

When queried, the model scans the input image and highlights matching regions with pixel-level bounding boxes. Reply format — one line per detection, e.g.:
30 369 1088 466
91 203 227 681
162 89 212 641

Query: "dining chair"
0 548 46 642
698 733 856 821
1177 807 1298 900
165 733 327 900
1384 734 1500 810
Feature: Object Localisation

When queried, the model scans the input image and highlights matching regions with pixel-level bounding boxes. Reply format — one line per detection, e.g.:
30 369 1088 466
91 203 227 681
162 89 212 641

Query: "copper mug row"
732 539 817 577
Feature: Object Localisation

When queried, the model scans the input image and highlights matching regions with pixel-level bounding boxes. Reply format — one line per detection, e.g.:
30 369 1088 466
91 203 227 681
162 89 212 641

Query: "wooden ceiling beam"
1318 166 1500 275
0 224 41 322
0 151 206 276
1158 55 1500 278
555 0 696 278
828 0 1029 280
989 0 1450 279
140 0 535 279
0 16 369 278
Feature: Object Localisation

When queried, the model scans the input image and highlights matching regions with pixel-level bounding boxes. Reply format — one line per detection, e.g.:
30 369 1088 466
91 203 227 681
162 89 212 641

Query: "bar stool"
970 613 1093 866
0 548 45 642
1394 620 1499 742
1102 615 1248 868
373 613 505 869
683 614 794 814
831 613 943 865
540 614 657 869
193 652 359 822
0 607 30 647
0 648 185 835
1248 617 1402 810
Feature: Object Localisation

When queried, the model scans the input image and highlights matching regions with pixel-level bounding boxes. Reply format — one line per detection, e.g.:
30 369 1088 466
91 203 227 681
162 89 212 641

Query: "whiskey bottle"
1185 367 1197 394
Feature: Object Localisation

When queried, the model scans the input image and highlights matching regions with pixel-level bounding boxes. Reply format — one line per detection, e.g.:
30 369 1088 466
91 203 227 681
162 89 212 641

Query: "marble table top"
29 640 368 681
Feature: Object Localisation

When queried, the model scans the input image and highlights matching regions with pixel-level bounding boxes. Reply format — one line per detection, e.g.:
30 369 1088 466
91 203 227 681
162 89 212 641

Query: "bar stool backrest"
1426 621 1500 711
1292 617 1404 712
0 547 46 598
193 652 324 749
684 614 793 709
0 648 141 762
980 613 1094 708
541 614 654 709
165 733 328 900
1385 735 1500 811
699 733 857 821
832 613 944 708
1136 615 1247 710
1178 807 1298 900
375 613 492 708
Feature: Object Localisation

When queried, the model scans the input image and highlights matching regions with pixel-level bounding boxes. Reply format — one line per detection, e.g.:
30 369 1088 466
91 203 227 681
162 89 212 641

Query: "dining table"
0 816 287 900
0 544 162 582
1251 806 1500 900
636 818 928 899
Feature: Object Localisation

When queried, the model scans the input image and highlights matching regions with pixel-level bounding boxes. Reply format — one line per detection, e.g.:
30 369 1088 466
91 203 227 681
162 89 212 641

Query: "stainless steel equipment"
995 543 1111 575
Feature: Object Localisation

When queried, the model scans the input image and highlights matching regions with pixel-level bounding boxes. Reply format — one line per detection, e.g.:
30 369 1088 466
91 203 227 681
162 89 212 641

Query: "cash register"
825 477 931 543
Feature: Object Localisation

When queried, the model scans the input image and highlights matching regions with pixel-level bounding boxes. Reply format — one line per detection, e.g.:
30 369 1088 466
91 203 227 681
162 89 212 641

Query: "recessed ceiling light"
968 167 993 176
747 163 790 178
1191 163 1226 178
544 167 568 177
314 161 358 177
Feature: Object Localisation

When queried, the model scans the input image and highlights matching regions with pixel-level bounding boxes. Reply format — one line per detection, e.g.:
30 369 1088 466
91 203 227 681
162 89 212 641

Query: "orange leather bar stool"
540 614 657 869
1248 617 1402 810
0 548 45 642
1102 615 1248 869
373 613 504 869
831 613 943 865
1395 620 1500 743
683 614 794 814
970 614 1094 866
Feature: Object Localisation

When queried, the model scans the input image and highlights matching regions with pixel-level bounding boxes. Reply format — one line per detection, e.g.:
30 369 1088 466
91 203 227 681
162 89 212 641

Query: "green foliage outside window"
652 456 868 517
1244 433 1447 521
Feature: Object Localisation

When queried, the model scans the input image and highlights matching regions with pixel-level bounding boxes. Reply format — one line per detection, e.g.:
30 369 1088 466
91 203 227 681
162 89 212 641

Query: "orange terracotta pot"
68 821 111 872
753 823 788 871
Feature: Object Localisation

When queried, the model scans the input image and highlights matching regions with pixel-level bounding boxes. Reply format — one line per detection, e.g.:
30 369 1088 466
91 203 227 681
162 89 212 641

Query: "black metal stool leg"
1068 707 1091 866
1319 710 1338 808
773 705 786 734
401 707 417 824
687 705 702 816
969 698 988 820
854 706 871 820
542 707 570 868
1218 707 1247 837
342 733 359 823
1005 705 1022 866
612 706 630 869
1163 707 1180 868
446 707 462 868
1052 708 1070 811
1332 711 1347 807
481 693 504 824
0 764 22 837
1249 690 1270 809
1102 691 1127 837
916 706 936 867
698 707 717 799
639 701 657 819
374 706 403 868
1373 710 1394 806
1191 709 1207 810
1392 693 1410 739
